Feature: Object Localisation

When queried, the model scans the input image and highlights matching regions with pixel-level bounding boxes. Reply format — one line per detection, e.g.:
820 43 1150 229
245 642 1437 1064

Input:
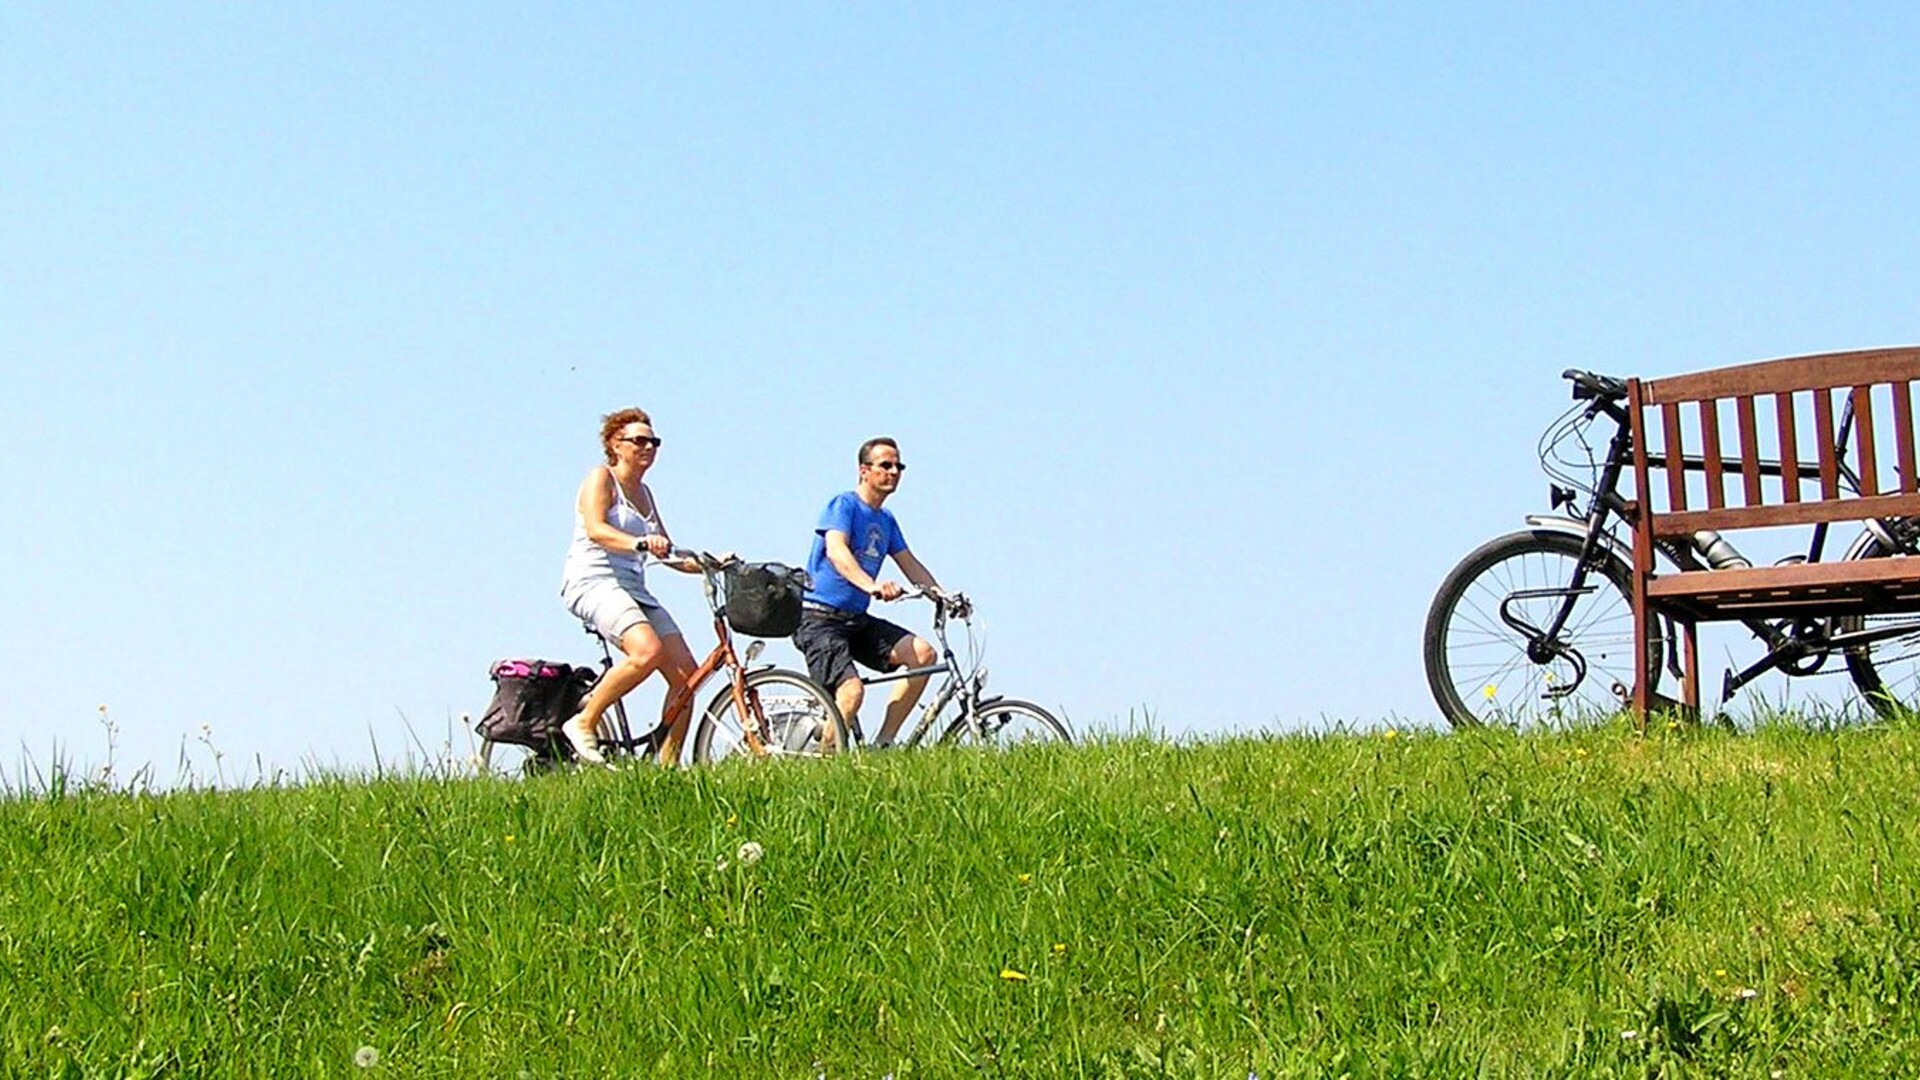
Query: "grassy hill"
6 723 1920 1076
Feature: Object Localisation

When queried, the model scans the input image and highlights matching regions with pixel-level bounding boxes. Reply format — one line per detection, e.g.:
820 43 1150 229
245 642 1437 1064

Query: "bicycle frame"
590 552 780 762
861 593 999 747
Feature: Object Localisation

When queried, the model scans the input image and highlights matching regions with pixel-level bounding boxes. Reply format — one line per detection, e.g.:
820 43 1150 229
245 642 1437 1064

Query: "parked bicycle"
829 589 1071 752
1423 369 1920 728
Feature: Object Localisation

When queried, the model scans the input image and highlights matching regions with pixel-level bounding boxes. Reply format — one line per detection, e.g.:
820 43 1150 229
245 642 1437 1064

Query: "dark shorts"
793 606 913 690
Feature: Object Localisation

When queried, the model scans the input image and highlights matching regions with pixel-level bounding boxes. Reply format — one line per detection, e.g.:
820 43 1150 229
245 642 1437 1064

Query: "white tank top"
559 468 662 602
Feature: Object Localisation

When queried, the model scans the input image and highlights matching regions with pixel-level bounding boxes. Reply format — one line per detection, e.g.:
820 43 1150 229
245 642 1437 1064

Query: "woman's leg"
650 633 701 766
564 623 665 763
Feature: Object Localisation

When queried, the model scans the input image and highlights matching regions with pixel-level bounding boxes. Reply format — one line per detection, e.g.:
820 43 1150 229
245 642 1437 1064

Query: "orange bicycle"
668 549 853 764
479 549 851 771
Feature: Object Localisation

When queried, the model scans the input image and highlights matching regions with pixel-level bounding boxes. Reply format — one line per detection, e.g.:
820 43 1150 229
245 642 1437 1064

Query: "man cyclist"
793 437 943 747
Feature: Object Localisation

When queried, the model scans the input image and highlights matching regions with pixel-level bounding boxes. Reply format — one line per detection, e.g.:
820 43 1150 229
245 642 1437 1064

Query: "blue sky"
4 4 1917 781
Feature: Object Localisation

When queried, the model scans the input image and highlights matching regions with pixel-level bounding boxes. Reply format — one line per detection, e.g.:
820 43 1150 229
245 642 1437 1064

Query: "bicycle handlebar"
899 586 972 619
1562 369 1628 403
665 547 737 572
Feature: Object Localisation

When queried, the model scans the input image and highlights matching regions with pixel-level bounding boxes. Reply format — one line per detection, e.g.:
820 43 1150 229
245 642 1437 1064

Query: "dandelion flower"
354 1045 380 1068
1483 685 1498 700
1383 728 1399 740
1051 942 1067 956
1016 873 1032 884
503 834 515 844
737 841 763 866
1000 968 1028 982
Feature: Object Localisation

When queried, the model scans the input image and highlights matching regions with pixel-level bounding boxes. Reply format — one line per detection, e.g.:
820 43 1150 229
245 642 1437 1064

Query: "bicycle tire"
940 698 1071 747
691 668 853 764
1842 534 1920 719
1424 529 1663 728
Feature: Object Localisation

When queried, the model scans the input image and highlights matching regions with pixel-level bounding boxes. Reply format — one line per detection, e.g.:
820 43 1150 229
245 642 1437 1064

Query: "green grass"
7 723 1920 1076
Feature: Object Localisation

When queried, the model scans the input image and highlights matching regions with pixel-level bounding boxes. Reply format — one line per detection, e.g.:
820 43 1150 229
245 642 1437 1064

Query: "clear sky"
4 4 1917 783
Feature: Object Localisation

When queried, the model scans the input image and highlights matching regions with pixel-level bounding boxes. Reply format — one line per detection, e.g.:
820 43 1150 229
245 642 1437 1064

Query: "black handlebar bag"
724 563 809 638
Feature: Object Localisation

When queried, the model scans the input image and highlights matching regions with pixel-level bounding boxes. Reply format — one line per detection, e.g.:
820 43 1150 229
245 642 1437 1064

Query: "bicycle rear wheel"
691 668 853 764
1842 534 1920 718
940 698 1071 747
1424 529 1663 728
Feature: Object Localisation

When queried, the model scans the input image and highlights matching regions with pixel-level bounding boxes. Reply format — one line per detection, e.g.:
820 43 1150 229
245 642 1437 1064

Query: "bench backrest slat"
1628 347 1920 538
1736 394 1762 505
1661 402 1687 511
1897 380 1917 494
1776 391 1801 504
1699 398 1725 509
1813 389 1840 500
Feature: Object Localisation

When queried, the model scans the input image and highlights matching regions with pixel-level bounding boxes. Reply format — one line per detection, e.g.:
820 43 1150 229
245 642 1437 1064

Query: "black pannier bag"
724 562 809 638
476 659 598 758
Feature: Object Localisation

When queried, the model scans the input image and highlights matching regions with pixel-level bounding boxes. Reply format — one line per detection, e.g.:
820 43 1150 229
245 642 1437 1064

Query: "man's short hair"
858 437 899 466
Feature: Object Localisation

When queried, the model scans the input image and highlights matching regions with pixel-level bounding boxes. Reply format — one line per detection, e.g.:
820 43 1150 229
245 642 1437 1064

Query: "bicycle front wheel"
691 668 853 764
1424 529 1663 728
940 698 1071 747
1843 533 1920 719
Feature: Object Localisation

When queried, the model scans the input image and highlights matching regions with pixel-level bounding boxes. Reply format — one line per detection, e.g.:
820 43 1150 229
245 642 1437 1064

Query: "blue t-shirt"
804 491 908 613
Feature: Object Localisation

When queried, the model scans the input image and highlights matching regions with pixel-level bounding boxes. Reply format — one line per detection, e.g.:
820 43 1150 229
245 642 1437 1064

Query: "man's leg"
796 612 862 746
875 635 937 746
832 677 865 748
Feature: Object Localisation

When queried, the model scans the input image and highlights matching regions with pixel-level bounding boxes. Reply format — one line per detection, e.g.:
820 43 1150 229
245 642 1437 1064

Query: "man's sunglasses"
865 460 906 473
619 435 663 449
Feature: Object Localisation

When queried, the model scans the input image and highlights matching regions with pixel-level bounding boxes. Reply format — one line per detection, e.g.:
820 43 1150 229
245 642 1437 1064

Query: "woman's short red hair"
599 407 654 465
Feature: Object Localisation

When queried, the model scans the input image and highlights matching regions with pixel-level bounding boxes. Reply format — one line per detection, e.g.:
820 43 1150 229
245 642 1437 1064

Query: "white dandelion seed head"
354 1045 380 1068
737 841 763 866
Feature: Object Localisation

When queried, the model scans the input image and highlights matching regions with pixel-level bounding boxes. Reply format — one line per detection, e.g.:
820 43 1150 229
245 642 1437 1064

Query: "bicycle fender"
1520 515 1636 569
1842 521 1901 561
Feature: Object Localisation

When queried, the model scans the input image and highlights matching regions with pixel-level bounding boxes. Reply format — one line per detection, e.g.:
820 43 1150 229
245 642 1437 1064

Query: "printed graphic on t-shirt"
862 525 886 561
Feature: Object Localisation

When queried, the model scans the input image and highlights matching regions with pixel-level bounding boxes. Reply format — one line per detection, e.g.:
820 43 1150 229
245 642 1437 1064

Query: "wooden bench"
1626 346 1920 720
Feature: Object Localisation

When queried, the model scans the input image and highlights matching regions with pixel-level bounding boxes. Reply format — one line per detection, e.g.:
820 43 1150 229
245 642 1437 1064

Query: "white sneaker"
561 715 609 766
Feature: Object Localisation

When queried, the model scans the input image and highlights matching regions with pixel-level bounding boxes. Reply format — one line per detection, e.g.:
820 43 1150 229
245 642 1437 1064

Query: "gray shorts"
563 580 681 645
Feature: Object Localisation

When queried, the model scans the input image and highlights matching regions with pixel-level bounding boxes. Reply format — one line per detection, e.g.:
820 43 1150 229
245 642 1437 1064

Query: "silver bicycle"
852 590 1071 749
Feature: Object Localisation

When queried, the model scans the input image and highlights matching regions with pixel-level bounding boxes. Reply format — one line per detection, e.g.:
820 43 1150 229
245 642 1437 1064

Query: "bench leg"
1632 605 1651 731
1681 620 1702 720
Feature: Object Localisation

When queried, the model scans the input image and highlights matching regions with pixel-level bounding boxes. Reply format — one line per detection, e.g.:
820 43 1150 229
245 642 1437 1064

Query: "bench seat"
1645 555 1920 620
